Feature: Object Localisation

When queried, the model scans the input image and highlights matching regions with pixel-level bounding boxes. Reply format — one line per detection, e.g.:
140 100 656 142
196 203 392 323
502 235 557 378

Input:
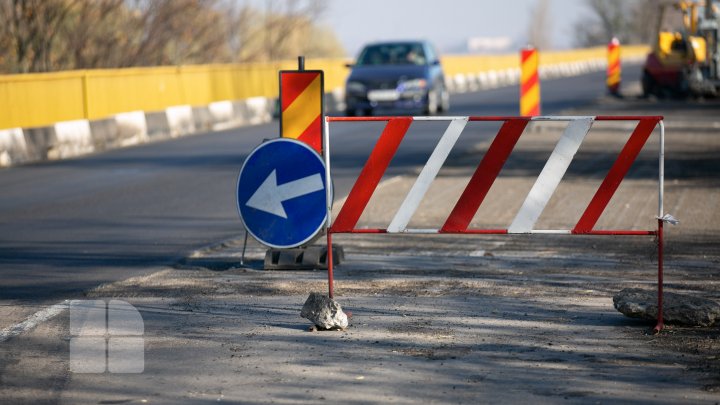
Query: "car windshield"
356 43 427 66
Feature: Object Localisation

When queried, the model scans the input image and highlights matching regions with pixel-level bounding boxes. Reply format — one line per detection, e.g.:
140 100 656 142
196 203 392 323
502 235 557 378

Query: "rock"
613 288 720 327
300 292 349 330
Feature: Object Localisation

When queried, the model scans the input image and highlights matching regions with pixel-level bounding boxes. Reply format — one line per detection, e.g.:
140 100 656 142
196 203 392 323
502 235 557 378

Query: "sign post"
279 57 325 153
237 138 328 249
607 37 621 96
238 57 342 271
243 57 341 271
520 46 541 116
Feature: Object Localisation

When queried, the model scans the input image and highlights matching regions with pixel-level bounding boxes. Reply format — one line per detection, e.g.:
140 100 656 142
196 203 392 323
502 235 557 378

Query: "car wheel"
641 71 657 98
346 107 372 116
439 85 450 112
424 89 439 115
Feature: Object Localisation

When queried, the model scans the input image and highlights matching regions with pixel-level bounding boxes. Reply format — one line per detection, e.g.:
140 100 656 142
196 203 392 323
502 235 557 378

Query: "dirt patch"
398 345 471 360
387 319 455 338
646 325 720 392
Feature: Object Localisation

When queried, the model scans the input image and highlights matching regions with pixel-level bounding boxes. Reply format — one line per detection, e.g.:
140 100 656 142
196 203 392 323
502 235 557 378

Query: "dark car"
345 41 449 116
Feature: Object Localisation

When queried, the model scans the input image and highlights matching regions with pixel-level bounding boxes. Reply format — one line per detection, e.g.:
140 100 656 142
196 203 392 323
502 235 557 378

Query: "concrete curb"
0 57 639 168
0 97 280 168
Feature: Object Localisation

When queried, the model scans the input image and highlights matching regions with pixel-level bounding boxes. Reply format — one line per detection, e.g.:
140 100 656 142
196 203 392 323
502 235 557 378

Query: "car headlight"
397 78 427 92
346 81 366 93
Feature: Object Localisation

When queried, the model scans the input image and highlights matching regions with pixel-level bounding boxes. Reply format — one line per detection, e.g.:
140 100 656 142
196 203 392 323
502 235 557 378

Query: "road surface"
0 68 635 303
3 65 720 404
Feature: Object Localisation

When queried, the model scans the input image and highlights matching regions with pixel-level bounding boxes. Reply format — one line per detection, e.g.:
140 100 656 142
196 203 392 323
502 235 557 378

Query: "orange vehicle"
642 0 720 97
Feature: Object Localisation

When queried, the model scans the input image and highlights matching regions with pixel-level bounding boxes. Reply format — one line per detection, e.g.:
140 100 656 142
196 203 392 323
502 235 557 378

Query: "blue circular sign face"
237 138 327 249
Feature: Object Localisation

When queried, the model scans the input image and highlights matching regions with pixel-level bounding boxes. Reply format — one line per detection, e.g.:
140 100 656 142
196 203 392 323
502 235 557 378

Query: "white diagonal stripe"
0 301 70 343
387 117 468 233
508 117 594 233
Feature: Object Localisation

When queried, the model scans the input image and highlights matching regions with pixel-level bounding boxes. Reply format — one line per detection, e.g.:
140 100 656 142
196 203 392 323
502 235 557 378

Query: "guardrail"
0 59 347 130
0 46 650 167
0 46 649 131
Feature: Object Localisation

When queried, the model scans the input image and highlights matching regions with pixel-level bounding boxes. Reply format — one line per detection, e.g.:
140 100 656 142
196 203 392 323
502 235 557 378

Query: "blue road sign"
237 138 327 249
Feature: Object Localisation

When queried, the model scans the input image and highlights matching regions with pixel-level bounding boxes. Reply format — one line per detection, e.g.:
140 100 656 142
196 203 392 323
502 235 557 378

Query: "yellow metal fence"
0 46 648 130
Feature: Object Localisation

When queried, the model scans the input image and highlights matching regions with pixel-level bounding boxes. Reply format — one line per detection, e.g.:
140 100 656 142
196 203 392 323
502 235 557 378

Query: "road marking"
0 300 69 343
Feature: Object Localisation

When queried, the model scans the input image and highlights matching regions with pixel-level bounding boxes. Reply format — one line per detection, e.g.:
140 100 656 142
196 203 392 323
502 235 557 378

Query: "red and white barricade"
322 115 673 333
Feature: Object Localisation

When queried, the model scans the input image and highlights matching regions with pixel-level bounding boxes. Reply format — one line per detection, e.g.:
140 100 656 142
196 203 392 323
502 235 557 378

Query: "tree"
0 0 345 73
573 0 662 47
0 0 80 73
228 0 344 63
527 0 553 50
58 0 127 69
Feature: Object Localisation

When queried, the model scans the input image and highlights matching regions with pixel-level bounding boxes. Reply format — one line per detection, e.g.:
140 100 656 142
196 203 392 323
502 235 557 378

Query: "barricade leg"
654 219 664 333
327 232 335 299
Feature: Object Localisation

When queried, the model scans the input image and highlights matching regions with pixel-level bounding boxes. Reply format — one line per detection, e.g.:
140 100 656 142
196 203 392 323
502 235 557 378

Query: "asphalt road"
0 66 639 301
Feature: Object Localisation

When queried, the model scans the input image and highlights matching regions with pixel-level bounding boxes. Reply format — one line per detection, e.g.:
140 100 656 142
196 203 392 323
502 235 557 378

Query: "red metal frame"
573 118 659 233
324 115 666 332
442 119 529 232
332 118 412 232
326 232 334 299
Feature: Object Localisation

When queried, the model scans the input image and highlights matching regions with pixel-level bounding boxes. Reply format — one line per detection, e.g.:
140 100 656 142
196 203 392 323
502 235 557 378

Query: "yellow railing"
0 46 649 130
441 45 650 76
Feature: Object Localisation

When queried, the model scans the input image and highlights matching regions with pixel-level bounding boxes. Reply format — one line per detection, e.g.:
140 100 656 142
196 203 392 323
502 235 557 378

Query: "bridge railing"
0 46 650 131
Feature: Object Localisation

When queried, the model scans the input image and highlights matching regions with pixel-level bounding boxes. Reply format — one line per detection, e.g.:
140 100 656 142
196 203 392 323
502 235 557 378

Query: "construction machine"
642 0 720 97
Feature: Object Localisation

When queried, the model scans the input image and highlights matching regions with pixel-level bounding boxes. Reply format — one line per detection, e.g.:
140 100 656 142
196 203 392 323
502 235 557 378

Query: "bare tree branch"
0 0 344 72
573 0 662 47
527 0 553 50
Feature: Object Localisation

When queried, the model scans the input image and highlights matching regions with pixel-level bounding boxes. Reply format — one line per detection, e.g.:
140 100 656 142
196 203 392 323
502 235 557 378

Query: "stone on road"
300 292 349 330
614 288 720 327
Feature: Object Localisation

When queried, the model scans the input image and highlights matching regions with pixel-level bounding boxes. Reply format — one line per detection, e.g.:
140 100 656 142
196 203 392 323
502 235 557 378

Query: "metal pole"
323 116 335 298
659 121 665 219
298 56 305 71
240 231 248 266
654 219 664 334
327 232 334 298
653 120 666 334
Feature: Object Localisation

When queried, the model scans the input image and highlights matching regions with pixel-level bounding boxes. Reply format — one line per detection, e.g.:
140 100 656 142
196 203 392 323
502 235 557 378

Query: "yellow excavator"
642 0 720 97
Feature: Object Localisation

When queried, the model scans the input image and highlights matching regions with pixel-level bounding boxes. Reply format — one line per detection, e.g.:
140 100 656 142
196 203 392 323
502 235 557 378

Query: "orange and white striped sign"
280 71 324 153
607 38 621 95
520 47 541 116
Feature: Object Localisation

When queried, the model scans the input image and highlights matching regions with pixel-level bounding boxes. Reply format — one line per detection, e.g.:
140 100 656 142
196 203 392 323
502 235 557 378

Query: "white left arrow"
246 170 324 219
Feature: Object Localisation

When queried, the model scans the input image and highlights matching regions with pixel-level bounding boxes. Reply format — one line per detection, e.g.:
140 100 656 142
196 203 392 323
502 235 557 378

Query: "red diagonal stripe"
297 114 322 153
331 118 412 232
281 72 320 111
607 60 621 73
521 49 536 64
441 119 529 232
521 72 539 96
523 102 540 117
573 118 660 233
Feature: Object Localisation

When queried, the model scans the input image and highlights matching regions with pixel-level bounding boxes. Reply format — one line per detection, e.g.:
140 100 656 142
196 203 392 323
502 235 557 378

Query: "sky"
320 0 590 56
